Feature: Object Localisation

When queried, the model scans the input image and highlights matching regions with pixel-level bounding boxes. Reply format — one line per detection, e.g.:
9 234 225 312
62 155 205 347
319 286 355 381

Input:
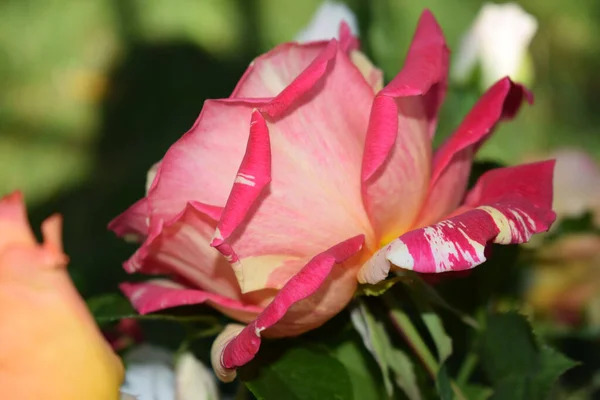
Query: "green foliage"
477 312 578 400
436 366 453 400
355 276 405 297
239 315 386 400
241 344 353 400
87 293 221 327
351 300 422 399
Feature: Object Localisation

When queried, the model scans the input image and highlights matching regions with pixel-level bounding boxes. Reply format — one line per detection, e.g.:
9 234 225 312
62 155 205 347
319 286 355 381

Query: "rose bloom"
110 11 555 381
0 192 124 399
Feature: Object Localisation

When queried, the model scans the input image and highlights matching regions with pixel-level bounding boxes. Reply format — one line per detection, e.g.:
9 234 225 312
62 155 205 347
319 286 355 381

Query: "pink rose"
110 11 555 381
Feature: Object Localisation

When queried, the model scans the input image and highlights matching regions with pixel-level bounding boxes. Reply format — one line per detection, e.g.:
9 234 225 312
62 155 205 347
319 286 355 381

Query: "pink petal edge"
361 9 449 185
219 235 364 370
120 281 263 323
210 110 271 289
359 161 555 282
360 10 449 239
415 78 532 226
108 197 150 240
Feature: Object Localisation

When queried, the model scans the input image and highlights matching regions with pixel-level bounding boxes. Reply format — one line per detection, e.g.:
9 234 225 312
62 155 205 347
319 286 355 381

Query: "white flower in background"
120 345 220 400
293 1 382 91
294 1 358 42
550 148 600 225
452 2 538 88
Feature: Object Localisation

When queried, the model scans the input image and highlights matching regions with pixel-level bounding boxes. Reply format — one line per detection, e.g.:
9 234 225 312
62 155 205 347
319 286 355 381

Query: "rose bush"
110 10 555 381
0 192 124 399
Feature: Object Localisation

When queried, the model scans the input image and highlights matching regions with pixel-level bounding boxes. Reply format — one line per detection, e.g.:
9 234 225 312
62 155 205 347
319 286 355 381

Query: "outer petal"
147 99 266 227
233 22 359 100
147 40 371 232
212 235 363 378
361 10 449 242
108 197 150 242
212 42 374 293
121 280 263 324
415 78 532 227
231 42 329 99
121 201 244 304
358 161 555 282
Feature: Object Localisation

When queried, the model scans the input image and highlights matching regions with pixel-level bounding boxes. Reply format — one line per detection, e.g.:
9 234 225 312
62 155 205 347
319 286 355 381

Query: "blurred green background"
1 0 599 297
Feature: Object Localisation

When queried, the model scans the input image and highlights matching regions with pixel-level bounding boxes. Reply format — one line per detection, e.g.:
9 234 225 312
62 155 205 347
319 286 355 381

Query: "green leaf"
350 301 394 396
350 301 422 399
240 313 389 400
355 276 405 297
333 333 388 400
418 305 453 364
459 384 493 400
478 312 578 400
531 346 580 398
240 342 354 400
87 293 136 325
87 293 220 326
436 365 453 400
388 348 422 400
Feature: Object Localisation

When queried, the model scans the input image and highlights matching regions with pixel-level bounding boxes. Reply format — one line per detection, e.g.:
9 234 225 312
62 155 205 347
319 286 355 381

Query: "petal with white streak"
358 161 555 282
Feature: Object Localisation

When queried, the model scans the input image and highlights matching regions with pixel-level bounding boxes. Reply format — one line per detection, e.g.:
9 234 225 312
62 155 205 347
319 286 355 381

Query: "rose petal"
0 191 36 252
358 161 555 282
361 10 449 242
213 235 363 375
231 42 330 99
415 78 532 226
211 324 245 383
146 98 269 227
147 40 365 231
121 280 263 324
350 50 384 93
121 201 242 303
212 43 374 293
108 197 150 242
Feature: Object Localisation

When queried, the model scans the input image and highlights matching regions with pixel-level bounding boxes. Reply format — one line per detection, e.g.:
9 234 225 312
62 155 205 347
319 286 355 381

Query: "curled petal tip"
211 324 245 382
41 213 64 254
357 248 390 284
